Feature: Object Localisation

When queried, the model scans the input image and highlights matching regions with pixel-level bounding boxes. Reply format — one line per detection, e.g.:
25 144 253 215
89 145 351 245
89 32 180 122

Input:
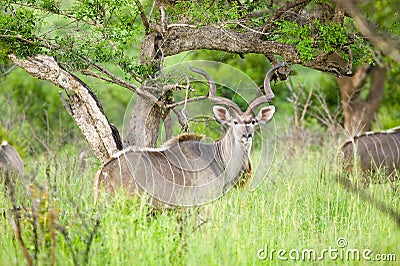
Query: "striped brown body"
0 141 24 178
341 127 400 180
95 133 252 208
94 63 284 208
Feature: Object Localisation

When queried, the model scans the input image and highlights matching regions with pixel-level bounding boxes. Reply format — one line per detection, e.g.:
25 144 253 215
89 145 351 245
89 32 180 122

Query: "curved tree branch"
141 24 352 76
8 54 122 163
142 25 300 63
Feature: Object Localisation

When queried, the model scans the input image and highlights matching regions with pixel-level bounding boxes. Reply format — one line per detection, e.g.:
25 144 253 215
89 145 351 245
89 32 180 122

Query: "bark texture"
123 95 162 148
141 25 352 76
9 54 122 163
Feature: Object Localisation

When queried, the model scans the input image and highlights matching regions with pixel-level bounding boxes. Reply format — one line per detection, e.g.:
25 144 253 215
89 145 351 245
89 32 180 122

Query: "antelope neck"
216 127 250 166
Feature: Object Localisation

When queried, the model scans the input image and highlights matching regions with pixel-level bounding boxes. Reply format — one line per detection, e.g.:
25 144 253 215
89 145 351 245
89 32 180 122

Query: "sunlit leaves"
1 0 397 73
0 7 42 59
1 0 143 72
166 0 254 25
273 19 372 63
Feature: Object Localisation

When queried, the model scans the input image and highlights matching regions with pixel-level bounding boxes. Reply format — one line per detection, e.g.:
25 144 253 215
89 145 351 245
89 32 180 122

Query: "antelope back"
341 127 400 176
94 134 251 208
0 141 24 177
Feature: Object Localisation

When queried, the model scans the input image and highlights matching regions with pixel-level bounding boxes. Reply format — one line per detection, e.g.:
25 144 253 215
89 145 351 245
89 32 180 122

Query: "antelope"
0 140 24 178
94 63 284 208
340 127 400 185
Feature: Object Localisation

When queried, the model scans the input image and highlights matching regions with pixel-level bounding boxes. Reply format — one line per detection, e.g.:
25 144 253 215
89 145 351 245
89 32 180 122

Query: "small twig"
162 84 192 93
182 75 191 112
85 62 139 92
40 19 78 39
83 218 101 265
173 108 191 133
58 91 73 116
161 75 191 94
149 0 156 18
57 225 79 266
166 96 208 109
167 24 197 29
159 6 167 33
192 214 209 233
8 211 33 266
27 123 51 153
0 34 59 50
300 88 313 123
173 76 192 132
1 64 16 77
28 186 40 261
286 81 301 127
87 61 166 110
168 74 193 127
267 0 312 27
310 89 341 137
188 116 215 123
81 69 120 85
0 34 37 46
234 21 273 36
134 0 150 34
10 2 99 27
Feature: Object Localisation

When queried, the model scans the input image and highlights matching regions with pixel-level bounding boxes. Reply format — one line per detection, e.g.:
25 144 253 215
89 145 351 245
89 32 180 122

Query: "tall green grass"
1 126 399 265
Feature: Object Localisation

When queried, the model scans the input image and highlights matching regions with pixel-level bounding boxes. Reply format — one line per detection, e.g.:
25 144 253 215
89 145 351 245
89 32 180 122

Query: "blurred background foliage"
0 0 399 158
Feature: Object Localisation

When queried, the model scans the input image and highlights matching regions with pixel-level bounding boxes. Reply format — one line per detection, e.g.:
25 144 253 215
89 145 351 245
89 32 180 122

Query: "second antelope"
0 140 24 178
95 63 284 208
341 127 400 185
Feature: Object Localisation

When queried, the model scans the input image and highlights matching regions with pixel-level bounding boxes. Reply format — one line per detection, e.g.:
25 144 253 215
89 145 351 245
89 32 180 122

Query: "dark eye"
233 120 238 125
251 119 257 125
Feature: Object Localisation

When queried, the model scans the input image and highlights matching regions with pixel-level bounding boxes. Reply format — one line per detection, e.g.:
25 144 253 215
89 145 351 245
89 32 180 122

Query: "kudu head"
190 63 284 149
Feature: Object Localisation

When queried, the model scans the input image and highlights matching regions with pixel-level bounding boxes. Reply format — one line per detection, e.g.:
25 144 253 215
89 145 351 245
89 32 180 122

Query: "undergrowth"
0 125 399 265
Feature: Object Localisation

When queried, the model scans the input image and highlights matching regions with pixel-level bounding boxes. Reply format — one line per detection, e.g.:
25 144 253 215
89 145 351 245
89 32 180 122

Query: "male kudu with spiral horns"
95 63 284 208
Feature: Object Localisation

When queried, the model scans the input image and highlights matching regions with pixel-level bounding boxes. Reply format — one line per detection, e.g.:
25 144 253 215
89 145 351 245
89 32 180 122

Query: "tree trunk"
9 54 122 163
337 64 386 136
123 95 162 148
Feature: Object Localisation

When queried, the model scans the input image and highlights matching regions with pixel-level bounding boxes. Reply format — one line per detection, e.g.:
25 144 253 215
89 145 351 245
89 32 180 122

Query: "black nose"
243 133 252 139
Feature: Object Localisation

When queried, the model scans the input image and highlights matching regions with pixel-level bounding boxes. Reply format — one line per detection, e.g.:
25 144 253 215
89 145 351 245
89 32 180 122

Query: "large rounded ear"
213 106 231 125
256 106 275 124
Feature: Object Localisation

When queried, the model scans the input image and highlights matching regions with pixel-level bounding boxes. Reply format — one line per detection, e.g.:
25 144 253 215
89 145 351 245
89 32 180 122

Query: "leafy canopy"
0 1 378 70
0 0 398 80
1 0 144 75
